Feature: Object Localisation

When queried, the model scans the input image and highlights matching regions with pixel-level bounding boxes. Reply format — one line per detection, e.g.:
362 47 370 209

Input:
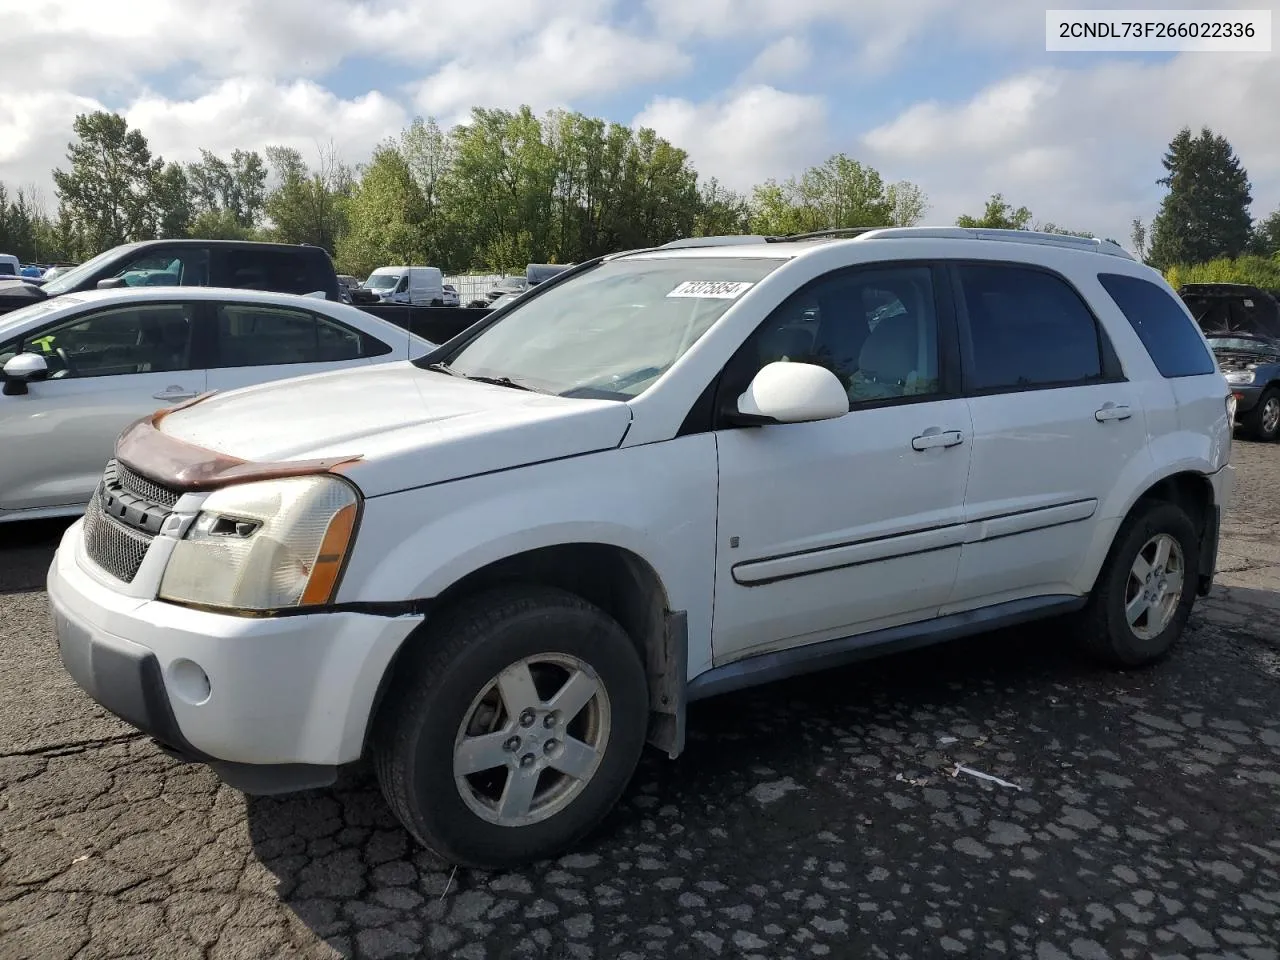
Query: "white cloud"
862 52 1280 244
413 20 690 121
634 86 829 192
126 78 408 169
739 37 811 84
0 91 108 193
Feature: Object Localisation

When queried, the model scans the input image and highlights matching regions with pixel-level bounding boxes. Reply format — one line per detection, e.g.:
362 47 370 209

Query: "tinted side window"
734 265 942 407
2 304 196 378
958 265 1103 391
0 263 16 276
1098 274 1215 378
214 304 368 367
224 250 315 295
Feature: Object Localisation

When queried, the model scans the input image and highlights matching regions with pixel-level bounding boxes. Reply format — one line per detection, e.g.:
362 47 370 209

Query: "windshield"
443 256 784 399
0 296 82 344
366 273 401 290
1209 336 1280 356
40 246 135 296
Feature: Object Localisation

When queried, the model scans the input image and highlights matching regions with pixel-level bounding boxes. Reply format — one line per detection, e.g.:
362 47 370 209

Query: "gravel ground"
2 442 1278 960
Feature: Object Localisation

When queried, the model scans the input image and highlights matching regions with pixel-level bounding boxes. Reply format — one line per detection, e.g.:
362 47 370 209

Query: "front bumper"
49 520 423 793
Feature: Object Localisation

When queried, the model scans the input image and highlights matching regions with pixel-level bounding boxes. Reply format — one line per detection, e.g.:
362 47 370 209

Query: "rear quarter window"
1097 273 1216 378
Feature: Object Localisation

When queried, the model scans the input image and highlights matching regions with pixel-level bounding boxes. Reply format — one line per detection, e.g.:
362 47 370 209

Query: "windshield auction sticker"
667 280 755 299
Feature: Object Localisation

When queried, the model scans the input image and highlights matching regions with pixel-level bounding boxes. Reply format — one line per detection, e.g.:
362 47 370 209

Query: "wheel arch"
364 541 689 760
1088 468 1219 596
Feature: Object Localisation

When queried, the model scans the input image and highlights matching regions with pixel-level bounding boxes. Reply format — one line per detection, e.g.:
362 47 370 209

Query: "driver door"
711 263 974 664
0 302 207 514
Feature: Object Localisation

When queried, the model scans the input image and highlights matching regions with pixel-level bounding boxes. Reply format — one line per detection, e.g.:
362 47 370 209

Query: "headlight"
1224 369 1255 385
159 475 360 613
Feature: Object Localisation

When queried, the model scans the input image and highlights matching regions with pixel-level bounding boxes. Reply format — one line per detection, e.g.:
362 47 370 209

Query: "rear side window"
1097 274 1215 378
957 264 1106 391
224 250 316 295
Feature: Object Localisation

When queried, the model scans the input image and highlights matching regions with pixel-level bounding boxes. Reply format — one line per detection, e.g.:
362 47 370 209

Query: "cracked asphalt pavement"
2 443 1279 960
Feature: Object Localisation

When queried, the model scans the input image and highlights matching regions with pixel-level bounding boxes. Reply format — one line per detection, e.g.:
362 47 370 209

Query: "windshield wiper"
463 374 539 392
425 362 539 392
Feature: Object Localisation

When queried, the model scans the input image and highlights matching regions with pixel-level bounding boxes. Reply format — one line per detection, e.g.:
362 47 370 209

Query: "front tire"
372 586 649 869
1242 386 1280 442
1078 501 1199 668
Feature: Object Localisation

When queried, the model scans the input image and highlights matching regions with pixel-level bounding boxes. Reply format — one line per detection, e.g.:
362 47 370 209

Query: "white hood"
156 361 633 497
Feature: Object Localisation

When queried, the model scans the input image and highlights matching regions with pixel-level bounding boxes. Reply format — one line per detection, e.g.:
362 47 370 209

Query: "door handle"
1094 403 1132 422
154 386 198 402
911 429 965 451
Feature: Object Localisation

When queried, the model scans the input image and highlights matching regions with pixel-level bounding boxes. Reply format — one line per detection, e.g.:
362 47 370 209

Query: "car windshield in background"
443 256 784 399
1208 336 1280 356
40 247 137 296
366 274 400 290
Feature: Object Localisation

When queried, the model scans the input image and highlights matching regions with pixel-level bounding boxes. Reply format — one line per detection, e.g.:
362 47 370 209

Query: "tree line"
0 108 1277 286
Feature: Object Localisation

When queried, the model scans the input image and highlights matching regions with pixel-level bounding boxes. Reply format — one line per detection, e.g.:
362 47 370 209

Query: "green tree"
1250 208 1280 256
263 143 352 252
1165 255 1280 290
187 208 259 240
1130 218 1148 261
187 149 268 228
52 111 162 252
337 144 430 277
750 154 926 235
956 193 1033 230
153 162 192 238
1148 127 1253 270
693 178 751 237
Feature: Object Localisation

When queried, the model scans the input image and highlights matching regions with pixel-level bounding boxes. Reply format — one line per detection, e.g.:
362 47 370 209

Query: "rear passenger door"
945 262 1146 612
205 302 391 393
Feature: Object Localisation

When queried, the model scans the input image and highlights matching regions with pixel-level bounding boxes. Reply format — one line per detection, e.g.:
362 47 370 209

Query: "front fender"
336 435 720 675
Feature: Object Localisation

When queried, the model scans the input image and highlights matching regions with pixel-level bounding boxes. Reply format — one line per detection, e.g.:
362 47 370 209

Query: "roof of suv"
621 226 1136 263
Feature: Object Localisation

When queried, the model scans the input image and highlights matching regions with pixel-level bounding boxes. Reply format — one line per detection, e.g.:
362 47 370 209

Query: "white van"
0 254 20 279
364 266 444 306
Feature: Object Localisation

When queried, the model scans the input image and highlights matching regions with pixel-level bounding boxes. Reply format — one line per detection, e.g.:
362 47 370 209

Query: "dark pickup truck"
0 239 492 346
1180 283 1280 441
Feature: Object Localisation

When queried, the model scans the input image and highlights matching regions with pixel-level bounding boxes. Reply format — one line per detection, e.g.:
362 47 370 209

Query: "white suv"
48 227 1234 869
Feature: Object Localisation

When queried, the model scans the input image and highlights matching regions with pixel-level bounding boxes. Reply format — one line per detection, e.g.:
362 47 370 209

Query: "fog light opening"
168 658 212 706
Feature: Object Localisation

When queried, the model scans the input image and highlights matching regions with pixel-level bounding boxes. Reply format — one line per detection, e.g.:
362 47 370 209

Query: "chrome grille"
110 459 180 508
83 487 154 583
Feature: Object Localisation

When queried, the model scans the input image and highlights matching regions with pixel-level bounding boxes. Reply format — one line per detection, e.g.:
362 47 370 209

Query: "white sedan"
0 286 434 523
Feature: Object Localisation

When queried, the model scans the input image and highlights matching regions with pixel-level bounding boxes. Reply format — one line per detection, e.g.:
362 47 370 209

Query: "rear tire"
371 586 649 870
1242 386 1280 442
1077 501 1199 668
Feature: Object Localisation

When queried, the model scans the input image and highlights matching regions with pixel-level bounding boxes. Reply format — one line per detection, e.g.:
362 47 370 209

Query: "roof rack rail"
764 227 891 242
658 235 770 249
851 226 1135 259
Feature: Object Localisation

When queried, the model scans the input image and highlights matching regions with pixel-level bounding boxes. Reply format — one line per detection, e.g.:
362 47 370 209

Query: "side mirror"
735 361 849 424
2 352 50 396
97 277 126 289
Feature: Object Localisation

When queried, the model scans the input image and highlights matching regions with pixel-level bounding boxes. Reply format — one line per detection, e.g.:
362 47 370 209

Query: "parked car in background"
0 286 434 523
1178 283 1280 441
0 240 344 318
442 284 460 307
526 263 569 287
365 266 445 306
0 254 18 278
1205 334 1280 441
46 227 1232 869
485 275 528 302
39 264 75 283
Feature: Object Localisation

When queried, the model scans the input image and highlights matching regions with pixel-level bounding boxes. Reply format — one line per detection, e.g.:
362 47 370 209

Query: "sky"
0 0 1277 250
